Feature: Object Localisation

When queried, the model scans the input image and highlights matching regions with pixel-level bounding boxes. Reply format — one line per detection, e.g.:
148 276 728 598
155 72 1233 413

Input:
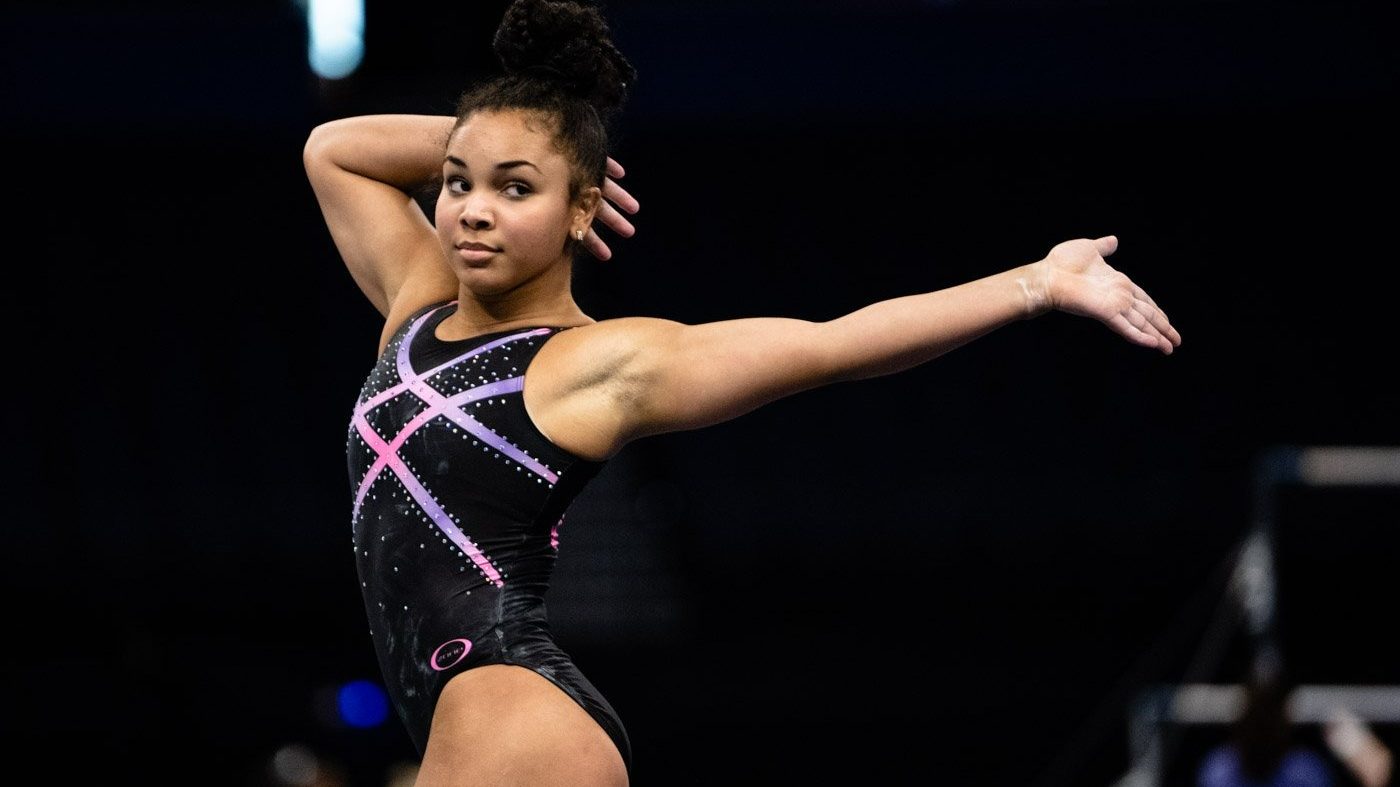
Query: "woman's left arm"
602 235 1179 444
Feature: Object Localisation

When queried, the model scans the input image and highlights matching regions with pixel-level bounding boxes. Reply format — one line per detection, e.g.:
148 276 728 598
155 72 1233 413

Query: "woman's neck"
444 273 592 336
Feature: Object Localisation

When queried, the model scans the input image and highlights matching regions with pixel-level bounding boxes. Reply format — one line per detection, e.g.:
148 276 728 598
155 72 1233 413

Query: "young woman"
303 1 1181 784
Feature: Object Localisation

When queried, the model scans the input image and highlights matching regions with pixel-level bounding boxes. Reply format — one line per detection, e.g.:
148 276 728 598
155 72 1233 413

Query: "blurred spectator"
383 761 419 787
1197 675 1334 787
264 743 347 787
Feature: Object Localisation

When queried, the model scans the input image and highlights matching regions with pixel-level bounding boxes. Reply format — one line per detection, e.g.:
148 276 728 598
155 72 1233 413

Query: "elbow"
302 127 327 173
813 318 918 385
811 319 865 386
302 121 345 170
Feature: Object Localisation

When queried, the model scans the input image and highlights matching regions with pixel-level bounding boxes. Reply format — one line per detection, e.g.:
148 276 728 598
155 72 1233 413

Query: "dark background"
5 0 1396 784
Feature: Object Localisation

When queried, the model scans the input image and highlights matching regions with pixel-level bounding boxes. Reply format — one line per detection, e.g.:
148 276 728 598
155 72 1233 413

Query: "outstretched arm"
613 235 1180 442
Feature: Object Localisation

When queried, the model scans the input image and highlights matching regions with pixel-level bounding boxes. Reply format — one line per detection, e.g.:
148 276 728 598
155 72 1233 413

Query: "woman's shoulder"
397 296 455 330
526 316 691 461
542 316 689 385
535 315 685 394
376 290 458 357
557 315 686 348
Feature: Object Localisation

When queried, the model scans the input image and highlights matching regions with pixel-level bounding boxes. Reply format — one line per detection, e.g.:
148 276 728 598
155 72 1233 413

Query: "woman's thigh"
414 664 628 787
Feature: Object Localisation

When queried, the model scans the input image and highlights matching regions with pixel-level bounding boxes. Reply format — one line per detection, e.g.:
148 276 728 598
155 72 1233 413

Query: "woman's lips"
457 247 497 263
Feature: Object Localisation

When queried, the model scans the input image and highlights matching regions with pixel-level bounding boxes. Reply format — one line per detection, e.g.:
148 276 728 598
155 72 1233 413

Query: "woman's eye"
446 177 469 193
504 182 531 197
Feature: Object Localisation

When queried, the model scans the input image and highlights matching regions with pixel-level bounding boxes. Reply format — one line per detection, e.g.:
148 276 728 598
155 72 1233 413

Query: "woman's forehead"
448 110 562 167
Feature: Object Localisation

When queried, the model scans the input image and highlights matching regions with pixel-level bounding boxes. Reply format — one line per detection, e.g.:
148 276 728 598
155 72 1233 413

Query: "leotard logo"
430 638 473 671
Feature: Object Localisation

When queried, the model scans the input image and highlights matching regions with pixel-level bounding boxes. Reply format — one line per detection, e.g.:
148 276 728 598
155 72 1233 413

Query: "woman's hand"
583 156 641 261
1033 235 1182 354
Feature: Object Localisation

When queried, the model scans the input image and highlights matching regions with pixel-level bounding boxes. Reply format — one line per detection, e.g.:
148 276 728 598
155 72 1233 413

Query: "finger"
1131 298 1180 348
1126 281 1180 346
1131 307 1175 354
1123 303 1161 341
602 176 640 214
1129 283 1168 322
1095 235 1118 258
1108 310 1163 350
1126 305 1174 354
1135 308 1173 353
606 156 625 178
595 199 636 237
584 227 612 261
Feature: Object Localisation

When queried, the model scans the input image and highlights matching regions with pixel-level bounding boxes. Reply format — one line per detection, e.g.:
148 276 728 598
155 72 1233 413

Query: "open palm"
1039 235 1182 354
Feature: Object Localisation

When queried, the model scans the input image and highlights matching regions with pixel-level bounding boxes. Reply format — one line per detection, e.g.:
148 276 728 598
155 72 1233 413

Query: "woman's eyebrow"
444 155 541 174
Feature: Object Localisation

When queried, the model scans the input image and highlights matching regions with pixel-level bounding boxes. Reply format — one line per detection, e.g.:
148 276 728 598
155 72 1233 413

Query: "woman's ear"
575 186 603 227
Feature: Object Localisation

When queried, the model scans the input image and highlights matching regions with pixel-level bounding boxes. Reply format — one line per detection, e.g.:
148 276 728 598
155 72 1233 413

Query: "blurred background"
4 0 1397 784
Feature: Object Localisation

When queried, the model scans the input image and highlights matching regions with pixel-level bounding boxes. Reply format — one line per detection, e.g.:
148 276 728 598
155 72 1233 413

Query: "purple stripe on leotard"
352 410 503 586
349 305 565 588
390 309 558 484
430 376 559 483
353 308 549 417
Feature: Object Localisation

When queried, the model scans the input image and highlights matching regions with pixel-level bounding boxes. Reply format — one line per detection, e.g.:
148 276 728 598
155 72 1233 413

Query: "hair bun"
493 0 636 116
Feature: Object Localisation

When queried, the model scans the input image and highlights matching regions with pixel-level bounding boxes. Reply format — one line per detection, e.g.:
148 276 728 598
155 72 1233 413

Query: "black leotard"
344 299 631 774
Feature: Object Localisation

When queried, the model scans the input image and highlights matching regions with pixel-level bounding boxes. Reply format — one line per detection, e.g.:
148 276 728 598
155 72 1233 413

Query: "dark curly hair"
450 0 636 253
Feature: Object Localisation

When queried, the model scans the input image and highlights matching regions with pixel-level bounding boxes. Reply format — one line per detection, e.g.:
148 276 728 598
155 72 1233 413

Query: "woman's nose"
458 196 493 229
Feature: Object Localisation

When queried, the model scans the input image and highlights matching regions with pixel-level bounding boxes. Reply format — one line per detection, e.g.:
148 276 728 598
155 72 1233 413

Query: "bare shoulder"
531 315 684 399
526 316 687 462
374 269 461 357
534 313 838 454
547 316 683 367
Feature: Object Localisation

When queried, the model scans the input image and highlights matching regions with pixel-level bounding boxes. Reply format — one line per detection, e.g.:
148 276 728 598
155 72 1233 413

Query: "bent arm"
618 262 1045 442
303 115 645 311
304 114 454 195
302 115 457 316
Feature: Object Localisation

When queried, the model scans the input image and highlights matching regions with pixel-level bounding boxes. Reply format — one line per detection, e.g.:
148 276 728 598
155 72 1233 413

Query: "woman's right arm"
302 114 458 317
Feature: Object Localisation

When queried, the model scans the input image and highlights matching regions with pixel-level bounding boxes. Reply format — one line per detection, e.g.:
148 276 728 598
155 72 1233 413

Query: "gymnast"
302 1 1181 783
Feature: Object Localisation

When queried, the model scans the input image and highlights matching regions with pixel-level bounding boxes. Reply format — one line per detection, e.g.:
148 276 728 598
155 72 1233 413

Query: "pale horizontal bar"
1298 447 1400 486
1152 685 1400 723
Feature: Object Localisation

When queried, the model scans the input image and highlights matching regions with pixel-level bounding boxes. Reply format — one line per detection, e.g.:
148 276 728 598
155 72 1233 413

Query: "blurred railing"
1115 445 1400 787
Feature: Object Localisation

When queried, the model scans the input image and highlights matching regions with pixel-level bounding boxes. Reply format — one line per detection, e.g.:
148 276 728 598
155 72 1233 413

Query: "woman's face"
435 109 592 294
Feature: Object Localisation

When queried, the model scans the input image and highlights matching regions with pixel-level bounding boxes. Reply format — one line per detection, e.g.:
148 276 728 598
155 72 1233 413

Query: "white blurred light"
271 743 320 786
306 0 364 80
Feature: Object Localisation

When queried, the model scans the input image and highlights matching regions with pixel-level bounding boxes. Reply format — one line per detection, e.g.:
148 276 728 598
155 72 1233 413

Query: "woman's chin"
459 272 519 298
454 254 559 295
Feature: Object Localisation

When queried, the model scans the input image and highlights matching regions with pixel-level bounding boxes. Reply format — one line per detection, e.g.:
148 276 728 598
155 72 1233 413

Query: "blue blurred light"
337 679 389 728
307 0 364 80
